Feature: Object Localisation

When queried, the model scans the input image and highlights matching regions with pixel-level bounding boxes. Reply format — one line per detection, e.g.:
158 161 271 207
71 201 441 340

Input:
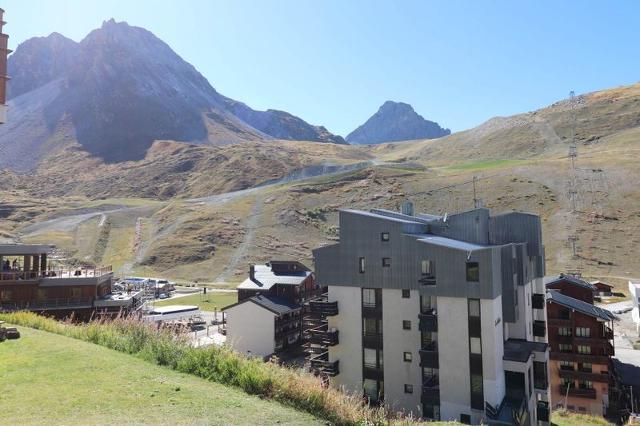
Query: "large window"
470 337 482 354
577 345 591 355
559 343 572 353
468 299 481 317
466 262 480 282
576 327 591 338
558 327 572 336
362 289 377 306
359 257 365 274
421 260 434 276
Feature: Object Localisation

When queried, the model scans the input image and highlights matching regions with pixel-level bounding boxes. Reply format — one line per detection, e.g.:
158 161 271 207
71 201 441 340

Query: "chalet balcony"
533 320 547 338
363 332 383 349
557 368 610 383
558 384 597 399
532 293 546 310
0 266 113 282
308 300 338 316
419 275 436 286
421 375 440 405
306 327 339 346
419 341 439 368
363 363 384 381
309 352 339 376
551 351 610 364
418 309 438 332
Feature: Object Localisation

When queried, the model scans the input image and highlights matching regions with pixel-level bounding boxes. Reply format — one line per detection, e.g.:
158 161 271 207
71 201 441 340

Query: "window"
404 384 413 394
559 361 574 371
466 262 480 282
382 257 391 268
363 318 380 335
577 345 591 355
468 299 480 317
579 363 592 373
362 288 376 306
559 344 572 353
460 413 471 424
561 379 573 388
576 327 591 338
559 308 571 320
402 320 411 330
421 295 436 313
401 289 410 298
421 260 434 276
403 352 412 362
470 337 482 354
359 257 365 273
579 380 594 390
558 327 572 336
71 288 81 299
364 348 378 367
0 289 12 301
381 232 390 242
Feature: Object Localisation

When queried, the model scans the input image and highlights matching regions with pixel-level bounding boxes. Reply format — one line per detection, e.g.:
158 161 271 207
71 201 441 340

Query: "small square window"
401 289 410 298
382 257 391 267
404 384 413 394
402 320 411 330
381 232 390 242
466 262 480 282
403 351 412 362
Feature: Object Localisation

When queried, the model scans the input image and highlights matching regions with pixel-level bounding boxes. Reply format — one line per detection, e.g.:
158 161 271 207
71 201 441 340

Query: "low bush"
0 311 405 425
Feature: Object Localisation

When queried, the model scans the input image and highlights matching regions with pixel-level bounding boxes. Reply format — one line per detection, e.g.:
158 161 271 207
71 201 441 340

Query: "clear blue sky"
3 0 640 136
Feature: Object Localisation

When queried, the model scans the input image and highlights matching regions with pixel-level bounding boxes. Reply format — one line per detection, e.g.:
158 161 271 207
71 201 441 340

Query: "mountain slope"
347 100 450 144
1 19 344 169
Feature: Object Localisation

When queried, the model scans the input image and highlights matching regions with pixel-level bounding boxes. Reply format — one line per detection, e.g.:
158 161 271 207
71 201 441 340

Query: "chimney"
249 264 255 281
401 200 414 216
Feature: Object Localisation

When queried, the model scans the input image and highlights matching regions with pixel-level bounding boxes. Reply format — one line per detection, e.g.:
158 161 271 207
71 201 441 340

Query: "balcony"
537 401 550 422
0 266 113 282
419 310 438 332
532 293 545 310
419 275 436 286
558 368 610 383
363 332 383 349
308 300 338 316
419 341 439 368
558 384 597 399
362 302 382 318
533 320 547 338
306 327 339 346
363 364 384 381
421 376 440 405
603 327 614 340
309 352 340 376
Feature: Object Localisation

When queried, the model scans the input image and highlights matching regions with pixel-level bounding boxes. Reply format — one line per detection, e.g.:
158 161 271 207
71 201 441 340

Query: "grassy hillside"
551 410 613 426
0 326 324 425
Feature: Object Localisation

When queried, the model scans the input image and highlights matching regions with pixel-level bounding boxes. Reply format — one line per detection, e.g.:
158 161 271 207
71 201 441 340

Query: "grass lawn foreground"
0 326 324 425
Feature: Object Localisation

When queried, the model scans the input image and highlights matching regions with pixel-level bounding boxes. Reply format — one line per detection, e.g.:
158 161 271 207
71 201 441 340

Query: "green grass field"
0 326 323 426
154 292 238 311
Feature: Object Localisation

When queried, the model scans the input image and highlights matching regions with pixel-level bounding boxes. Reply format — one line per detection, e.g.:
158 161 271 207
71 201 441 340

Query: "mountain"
0 19 344 170
346 101 450 144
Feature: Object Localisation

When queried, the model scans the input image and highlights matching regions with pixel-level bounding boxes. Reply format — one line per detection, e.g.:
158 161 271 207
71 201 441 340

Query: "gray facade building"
312 205 551 425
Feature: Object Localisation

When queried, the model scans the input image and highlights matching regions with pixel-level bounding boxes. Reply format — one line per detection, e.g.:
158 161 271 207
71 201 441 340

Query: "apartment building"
223 261 321 358
312 205 550 425
546 289 615 416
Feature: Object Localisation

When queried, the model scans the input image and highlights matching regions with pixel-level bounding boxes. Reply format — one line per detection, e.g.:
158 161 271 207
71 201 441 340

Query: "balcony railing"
533 320 547 338
305 326 339 346
558 368 610 383
363 332 383 349
419 341 439 368
0 266 112 281
309 354 339 377
532 293 545 310
422 376 440 405
308 300 338 316
419 275 436 286
419 310 438 332
558 384 597 399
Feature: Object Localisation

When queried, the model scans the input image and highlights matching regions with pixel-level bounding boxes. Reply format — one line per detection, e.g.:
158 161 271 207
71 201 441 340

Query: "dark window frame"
382 257 391 268
402 320 411 330
381 232 390 242
403 351 412 362
404 384 413 394
466 262 480 282
401 289 410 298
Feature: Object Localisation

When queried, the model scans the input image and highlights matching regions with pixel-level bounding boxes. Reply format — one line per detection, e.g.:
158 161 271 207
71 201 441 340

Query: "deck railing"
0 266 112 281
1 297 94 311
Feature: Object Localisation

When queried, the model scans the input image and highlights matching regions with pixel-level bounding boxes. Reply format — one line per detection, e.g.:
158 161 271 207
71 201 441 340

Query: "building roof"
591 280 613 289
342 209 425 225
503 339 549 362
222 294 299 316
544 274 596 291
415 234 490 251
236 262 311 291
547 290 615 321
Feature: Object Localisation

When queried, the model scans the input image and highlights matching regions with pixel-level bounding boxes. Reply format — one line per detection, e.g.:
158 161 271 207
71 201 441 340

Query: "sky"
3 0 640 136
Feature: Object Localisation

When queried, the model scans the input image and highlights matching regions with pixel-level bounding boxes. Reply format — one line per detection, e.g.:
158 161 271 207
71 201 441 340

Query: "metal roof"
415 234 491 251
223 294 299 316
341 209 425 225
503 339 549 362
236 263 311 290
544 274 596 291
546 290 615 321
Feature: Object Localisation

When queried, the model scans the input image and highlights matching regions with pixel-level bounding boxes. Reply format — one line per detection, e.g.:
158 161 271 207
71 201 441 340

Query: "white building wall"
328 285 363 394
225 302 275 358
437 296 472 422
382 288 422 417
481 296 505 409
